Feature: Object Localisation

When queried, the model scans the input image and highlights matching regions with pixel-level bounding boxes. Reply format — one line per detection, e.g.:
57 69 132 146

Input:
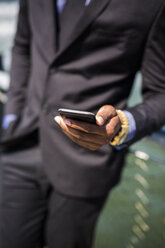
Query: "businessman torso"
2 0 165 196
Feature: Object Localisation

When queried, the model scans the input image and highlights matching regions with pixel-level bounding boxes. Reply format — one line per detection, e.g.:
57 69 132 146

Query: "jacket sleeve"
4 0 31 116
127 1 165 144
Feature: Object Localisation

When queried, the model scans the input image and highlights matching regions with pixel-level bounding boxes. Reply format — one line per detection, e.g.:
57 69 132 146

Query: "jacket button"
49 67 56 74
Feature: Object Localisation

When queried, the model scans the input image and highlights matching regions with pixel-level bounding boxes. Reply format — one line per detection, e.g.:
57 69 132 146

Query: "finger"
55 116 107 145
55 116 108 147
105 115 121 140
63 131 101 151
63 118 106 136
96 105 117 126
54 116 69 131
65 126 108 145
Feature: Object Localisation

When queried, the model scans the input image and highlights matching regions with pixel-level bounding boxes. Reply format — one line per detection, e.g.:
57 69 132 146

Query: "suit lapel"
59 0 86 51
34 0 111 64
37 0 57 63
54 0 111 62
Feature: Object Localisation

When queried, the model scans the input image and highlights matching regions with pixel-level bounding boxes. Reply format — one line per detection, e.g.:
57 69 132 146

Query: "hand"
54 105 121 151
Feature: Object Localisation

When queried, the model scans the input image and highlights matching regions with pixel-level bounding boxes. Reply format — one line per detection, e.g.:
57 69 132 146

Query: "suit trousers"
0 143 107 248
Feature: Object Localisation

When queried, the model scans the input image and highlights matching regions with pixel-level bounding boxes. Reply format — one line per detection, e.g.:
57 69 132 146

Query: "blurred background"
0 0 165 247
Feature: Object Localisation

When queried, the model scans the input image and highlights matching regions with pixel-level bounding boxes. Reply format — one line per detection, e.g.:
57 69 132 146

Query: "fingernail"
64 119 71 126
96 116 104 125
54 116 61 125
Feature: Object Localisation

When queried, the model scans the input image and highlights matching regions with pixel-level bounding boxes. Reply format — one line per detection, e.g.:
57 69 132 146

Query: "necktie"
56 0 91 50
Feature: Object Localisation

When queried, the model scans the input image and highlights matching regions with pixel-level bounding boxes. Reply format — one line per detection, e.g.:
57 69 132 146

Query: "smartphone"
58 108 96 124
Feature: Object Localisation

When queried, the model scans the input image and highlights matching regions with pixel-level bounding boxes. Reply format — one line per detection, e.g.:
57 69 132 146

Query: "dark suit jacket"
1 0 165 197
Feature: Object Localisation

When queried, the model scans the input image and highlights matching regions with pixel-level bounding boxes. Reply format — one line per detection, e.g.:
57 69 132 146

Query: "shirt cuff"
114 110 136 150
2 114 17 130
123 110 136 142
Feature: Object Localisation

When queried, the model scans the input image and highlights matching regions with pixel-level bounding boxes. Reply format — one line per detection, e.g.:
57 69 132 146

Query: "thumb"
96 105 117 126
